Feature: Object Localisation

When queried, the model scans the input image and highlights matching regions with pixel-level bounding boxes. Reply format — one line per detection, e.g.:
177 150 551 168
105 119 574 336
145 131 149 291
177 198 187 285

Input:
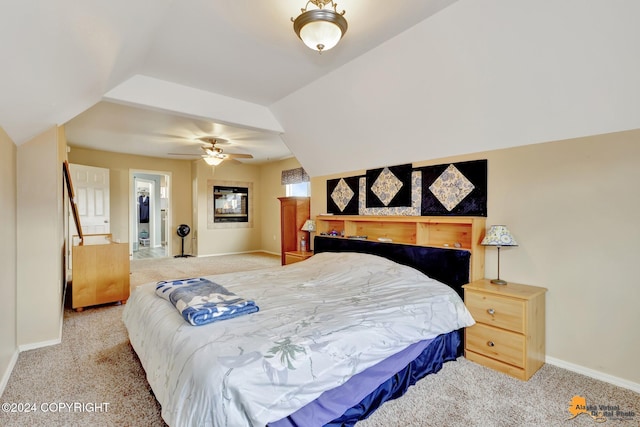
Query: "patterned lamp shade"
481 225 518 247
301 219 316 232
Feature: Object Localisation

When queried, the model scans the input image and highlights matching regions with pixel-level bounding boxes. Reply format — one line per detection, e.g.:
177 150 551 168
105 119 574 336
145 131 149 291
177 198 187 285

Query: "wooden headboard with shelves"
315 215 486 282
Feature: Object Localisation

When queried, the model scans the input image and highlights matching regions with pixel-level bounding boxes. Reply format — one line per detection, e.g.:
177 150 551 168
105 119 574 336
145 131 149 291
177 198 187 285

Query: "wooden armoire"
278 197 310 265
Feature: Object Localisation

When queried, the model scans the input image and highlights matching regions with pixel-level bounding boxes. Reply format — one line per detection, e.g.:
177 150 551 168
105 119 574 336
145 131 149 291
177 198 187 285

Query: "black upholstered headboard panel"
314 236 471 299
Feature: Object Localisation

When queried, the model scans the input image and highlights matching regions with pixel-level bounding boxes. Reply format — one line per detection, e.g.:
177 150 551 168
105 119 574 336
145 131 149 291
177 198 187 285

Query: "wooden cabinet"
315 215 486 281
72 234 130 311
284 250 314 265
463 279 547 380
278 197 310 265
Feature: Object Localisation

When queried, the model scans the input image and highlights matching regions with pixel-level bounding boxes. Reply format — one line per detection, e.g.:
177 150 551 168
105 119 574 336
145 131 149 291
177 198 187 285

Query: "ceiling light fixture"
292 0 347 53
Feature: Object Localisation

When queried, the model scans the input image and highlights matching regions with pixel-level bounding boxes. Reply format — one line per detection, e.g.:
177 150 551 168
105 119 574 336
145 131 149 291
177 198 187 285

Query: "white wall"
16 127 66 349
272 0 640 177
311 129 640 389
0 127 18 393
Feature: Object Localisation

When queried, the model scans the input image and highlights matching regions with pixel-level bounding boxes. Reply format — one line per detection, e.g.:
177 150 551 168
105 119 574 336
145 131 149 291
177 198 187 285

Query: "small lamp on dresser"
300 219 316 252
481 225 518 285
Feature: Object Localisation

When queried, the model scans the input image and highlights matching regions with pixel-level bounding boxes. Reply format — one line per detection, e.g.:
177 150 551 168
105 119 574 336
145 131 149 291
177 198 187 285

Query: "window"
282 167 310 197
286 181 310 197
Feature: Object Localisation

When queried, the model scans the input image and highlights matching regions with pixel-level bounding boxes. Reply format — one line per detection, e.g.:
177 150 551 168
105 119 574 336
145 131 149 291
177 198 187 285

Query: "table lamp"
481 225 518 285
300 219 316 252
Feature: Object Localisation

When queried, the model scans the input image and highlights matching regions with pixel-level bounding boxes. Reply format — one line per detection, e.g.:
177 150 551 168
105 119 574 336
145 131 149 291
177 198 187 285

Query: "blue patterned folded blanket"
155 277 259 326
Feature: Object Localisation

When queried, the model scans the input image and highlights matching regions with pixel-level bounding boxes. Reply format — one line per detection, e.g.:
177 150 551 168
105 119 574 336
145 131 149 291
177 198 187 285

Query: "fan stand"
174 235 192 258
174 224 193 258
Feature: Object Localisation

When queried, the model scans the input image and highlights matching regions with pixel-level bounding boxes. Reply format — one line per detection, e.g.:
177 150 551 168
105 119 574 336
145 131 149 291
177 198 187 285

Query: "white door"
70 164 110 235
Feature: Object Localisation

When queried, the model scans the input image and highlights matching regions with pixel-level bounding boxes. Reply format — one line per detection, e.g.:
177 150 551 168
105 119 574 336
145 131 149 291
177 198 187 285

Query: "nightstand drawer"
466 323 525 368
465 291 525 333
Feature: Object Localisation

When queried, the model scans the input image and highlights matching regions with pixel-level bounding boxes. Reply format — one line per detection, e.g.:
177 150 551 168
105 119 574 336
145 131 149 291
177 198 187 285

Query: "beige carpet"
1 253 638 427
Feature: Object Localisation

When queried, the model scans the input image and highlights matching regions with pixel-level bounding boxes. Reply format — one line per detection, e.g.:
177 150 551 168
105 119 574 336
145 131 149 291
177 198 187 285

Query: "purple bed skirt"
270 330 462 427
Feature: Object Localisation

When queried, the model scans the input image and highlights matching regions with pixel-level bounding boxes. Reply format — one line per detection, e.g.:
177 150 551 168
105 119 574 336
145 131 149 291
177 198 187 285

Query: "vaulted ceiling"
2 1 639 176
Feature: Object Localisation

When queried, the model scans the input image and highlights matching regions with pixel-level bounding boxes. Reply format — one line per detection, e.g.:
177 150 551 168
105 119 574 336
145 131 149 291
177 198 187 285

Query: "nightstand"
284 250 313 265
463 279 547 380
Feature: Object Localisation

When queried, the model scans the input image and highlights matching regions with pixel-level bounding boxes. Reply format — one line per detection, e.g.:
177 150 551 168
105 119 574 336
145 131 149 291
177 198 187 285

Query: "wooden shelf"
315 215 486 281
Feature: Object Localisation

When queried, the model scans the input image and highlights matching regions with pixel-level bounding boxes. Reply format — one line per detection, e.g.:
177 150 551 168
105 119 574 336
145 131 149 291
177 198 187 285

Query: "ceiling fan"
170 137 253 165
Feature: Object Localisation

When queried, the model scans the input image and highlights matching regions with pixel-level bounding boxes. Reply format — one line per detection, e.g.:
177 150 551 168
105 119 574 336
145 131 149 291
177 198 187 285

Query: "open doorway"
130 170 171 259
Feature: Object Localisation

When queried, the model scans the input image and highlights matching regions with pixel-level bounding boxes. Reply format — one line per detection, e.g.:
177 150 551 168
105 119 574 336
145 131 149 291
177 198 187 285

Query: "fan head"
176 224 191 237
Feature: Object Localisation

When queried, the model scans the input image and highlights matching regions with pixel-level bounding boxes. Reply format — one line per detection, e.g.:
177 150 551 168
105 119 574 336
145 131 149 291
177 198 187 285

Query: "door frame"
129 169 172 258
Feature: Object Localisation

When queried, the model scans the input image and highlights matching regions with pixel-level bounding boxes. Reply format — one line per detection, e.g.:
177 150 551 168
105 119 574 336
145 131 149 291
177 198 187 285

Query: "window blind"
281 167 310 185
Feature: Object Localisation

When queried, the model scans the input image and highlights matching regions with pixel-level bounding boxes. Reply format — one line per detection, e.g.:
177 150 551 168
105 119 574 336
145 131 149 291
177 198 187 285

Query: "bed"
123 236 476 426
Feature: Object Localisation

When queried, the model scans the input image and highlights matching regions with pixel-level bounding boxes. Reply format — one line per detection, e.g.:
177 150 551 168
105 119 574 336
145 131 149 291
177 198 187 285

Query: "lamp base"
490 279 507 285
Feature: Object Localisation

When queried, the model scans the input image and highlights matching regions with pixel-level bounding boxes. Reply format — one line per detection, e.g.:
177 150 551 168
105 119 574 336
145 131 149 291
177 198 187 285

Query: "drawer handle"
487 308 495 315
487 341 495 347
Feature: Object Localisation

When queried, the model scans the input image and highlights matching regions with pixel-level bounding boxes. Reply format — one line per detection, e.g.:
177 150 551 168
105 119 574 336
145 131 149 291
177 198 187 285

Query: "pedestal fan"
175 224 193 258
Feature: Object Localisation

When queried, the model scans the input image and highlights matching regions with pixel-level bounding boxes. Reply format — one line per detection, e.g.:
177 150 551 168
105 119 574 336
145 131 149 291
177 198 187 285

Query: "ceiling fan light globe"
203 156 224 166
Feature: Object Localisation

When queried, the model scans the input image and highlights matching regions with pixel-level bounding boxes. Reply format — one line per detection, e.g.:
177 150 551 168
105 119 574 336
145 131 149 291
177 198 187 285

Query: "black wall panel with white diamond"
365 164 413 208
418 159 487 216
326 176 361 215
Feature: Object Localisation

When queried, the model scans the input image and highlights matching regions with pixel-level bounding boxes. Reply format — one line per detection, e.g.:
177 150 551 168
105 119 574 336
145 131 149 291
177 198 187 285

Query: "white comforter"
123 252 475 427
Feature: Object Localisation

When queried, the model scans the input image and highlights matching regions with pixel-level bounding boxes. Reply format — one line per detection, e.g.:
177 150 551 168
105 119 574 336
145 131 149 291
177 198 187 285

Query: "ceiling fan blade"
171 136 253 162
225 153 253 159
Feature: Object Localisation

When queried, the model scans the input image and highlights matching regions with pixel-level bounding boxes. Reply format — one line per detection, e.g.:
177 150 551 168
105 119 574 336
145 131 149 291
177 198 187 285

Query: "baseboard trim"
0 349 19 396
260 250 280 257
18 337 62 352
546 356 640 393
